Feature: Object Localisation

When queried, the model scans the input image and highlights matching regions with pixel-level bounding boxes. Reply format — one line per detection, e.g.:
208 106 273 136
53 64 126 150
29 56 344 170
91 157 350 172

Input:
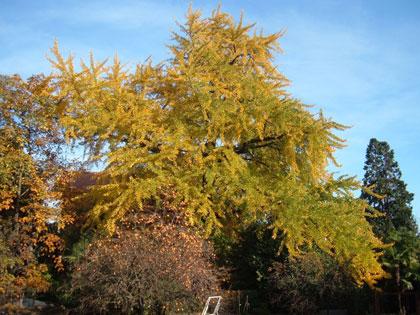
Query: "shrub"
70 219 219 314
268 251 355 314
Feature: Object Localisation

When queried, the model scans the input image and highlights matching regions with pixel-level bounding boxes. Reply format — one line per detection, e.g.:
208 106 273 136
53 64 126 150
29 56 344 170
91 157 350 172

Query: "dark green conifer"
361 138 417 239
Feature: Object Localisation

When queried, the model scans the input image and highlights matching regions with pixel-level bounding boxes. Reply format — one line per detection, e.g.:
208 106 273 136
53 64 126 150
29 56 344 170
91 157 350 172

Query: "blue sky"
1 0 419 223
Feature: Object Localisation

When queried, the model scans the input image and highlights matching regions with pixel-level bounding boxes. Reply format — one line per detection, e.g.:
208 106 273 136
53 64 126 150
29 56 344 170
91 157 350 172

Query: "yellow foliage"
50 7 386 285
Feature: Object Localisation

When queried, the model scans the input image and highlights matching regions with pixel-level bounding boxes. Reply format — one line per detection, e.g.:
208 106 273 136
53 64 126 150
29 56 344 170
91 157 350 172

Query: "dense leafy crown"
50 8 385 285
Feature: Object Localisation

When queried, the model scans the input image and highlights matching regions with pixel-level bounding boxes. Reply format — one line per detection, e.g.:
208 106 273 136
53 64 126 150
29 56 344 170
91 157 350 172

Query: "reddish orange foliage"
0 74 72 302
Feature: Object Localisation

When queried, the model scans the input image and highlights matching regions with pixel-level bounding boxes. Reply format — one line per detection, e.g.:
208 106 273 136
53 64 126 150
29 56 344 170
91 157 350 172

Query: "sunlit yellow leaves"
49 7 386 285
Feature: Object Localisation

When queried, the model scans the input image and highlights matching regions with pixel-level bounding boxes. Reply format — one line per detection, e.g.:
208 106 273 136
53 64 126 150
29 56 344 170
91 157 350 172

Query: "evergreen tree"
361 138 419 315
361 138 417 239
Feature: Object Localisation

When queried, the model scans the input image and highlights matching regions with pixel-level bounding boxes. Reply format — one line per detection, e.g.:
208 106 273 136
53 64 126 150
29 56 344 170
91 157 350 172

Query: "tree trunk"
396 265 406 315
374 290 380 315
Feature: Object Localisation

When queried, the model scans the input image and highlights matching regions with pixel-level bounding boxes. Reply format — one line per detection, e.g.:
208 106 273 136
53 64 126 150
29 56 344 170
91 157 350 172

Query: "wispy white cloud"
39 0 186 29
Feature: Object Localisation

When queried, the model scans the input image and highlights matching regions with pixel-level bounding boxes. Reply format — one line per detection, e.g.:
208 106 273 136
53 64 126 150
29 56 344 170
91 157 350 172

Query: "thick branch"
234 134 285 154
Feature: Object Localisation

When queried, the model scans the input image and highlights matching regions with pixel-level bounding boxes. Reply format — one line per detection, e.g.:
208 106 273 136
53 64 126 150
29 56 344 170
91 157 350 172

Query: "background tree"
50 7 386 286
213 222 285 313
268 249 361 315
0 74 72 304
361 138 419 315
361 138 417 237
223 223 284 291
381 228 420 315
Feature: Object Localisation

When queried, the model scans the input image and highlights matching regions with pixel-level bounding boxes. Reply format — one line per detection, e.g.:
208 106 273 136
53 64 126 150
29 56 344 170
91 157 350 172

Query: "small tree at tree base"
71 212 220 314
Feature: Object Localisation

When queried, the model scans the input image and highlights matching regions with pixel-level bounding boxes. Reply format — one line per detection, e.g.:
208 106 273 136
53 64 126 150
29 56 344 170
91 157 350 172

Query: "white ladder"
201 296 222 315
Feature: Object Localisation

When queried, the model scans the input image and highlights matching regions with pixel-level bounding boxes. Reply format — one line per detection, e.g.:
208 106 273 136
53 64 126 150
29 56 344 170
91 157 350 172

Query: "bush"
268 250 356 314
70 220 219 314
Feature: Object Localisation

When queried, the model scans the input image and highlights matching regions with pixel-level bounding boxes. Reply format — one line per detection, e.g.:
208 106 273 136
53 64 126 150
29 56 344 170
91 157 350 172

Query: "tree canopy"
50 8 385 285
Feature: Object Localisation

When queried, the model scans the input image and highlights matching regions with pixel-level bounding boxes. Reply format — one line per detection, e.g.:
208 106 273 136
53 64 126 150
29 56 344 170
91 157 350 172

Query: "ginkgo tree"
50 7 386 285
